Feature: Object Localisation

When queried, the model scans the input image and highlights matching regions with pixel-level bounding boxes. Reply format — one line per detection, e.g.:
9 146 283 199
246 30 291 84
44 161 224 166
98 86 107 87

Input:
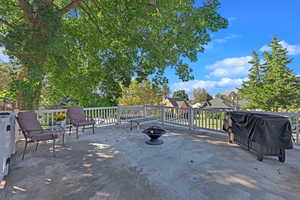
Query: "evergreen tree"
239 51 264 109
261 36 299 111
240 36 300 111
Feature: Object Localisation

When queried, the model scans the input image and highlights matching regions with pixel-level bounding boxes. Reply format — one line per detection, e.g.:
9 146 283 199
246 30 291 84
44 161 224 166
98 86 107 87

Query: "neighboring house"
162 98 190 108
204 97 233 110
192 101 210 108
201 97 250 110
236 99 250 110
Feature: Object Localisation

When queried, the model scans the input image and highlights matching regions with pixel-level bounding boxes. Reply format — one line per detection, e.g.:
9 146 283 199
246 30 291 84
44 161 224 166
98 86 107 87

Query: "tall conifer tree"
239 51 263 109
261 36 299 111
240 36 300 111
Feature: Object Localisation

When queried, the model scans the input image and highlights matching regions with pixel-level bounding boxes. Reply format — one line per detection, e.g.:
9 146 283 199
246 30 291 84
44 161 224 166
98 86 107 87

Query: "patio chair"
16 111 60 160
67 106 95 139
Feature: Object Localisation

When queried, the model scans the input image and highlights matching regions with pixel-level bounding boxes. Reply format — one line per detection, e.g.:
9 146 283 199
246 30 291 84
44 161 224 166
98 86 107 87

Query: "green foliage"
118 79 163 106
240 36 300 111
0 64 18 103
162 84 171 98
172 90 189 101
0 0 228 109
191 88 212 104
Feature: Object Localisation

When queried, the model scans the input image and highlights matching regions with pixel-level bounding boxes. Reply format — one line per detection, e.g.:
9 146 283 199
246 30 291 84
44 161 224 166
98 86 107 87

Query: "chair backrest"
17 111 42 136
67 106 86 121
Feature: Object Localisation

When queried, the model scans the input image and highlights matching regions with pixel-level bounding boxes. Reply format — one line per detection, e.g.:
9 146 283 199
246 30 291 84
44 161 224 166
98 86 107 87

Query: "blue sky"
170 0 300 95
1 0 300 96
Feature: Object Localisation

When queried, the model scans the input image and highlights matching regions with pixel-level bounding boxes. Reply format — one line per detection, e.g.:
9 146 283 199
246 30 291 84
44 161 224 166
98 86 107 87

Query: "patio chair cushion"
71 119 95 126
17 111 42 132
67 106 86 121
67 106 95 127
29 133 58 141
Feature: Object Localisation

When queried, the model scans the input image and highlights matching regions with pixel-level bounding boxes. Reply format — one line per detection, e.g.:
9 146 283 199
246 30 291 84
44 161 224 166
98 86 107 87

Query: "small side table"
53 122 67 145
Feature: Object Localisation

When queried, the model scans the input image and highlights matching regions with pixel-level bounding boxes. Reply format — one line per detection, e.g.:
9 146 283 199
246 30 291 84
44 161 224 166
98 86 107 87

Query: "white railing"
145 105 162 120
164 106 189 127
117 105 145 123
36 107 119 128
8 105 300 145
192 108 226 131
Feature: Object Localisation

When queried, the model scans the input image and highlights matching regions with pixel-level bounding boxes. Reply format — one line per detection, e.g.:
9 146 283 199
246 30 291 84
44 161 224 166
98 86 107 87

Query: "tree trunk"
16 66 43 110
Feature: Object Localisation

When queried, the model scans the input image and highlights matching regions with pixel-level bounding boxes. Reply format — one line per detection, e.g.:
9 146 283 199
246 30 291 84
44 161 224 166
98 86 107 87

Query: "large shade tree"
118 79 163 106
191 87 212 104
0 0 227 109
172 89 189 101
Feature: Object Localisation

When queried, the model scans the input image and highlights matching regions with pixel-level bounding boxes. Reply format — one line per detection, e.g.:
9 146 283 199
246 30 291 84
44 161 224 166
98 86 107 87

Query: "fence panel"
164 106 189 127
145 105 162 120
117 105 144 122
6 105 300 145
192 108 226 132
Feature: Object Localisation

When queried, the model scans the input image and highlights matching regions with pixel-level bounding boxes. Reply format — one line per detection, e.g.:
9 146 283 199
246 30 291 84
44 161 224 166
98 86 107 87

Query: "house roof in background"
166 98 189 107
207 97 233 109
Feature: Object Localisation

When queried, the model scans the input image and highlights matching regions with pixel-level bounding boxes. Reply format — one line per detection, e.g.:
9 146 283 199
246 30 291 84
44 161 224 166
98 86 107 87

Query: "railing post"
143 105 147 118
188 107 193 130
161 106 165 126
296 116 300 145
117 106 121 124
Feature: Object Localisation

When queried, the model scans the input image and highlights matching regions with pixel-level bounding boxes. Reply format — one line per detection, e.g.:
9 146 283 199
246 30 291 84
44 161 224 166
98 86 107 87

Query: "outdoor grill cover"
226 111 293 149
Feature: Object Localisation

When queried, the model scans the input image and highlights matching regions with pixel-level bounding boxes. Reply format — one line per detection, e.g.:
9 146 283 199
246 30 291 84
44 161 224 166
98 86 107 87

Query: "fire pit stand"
143 126 166 145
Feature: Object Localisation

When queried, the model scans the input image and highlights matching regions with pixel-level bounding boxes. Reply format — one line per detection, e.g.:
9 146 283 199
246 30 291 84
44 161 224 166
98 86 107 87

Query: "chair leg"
76 126 79 139
69 125 72 136
53 139 56 157
62 131 65 146
22 140 28 160
35 142 39 152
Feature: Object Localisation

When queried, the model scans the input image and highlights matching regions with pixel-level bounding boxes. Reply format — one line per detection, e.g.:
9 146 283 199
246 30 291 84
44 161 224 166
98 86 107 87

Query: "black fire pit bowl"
143 126 166 145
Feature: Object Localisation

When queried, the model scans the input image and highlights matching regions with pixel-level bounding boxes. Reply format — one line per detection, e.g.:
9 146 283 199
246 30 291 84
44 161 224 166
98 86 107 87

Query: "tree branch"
60 0 86 15
18 0 34 25
0 18 14 28
41 0 54 5
79 3 102 35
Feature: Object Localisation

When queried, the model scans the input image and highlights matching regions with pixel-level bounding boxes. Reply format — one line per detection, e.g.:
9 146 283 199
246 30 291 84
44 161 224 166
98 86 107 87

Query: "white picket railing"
192 108 226 131
164 106 189 127
35 107 119 128
10 105 300 145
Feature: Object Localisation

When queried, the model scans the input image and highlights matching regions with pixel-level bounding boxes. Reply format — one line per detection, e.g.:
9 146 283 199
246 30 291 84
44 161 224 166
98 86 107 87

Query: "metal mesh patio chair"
67 106 95 139
16 111 61 160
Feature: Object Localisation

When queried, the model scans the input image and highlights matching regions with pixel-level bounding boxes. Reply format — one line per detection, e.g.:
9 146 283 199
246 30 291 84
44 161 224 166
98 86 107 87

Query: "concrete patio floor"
1 124 300 200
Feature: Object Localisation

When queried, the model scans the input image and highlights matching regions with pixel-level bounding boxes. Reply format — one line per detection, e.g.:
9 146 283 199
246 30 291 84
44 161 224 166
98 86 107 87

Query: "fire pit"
143 126 166 145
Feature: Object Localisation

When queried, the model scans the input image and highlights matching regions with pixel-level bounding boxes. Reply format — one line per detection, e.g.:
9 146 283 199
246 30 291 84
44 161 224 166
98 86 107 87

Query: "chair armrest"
25 128 59 135
24 129 43 136
71 119 95 123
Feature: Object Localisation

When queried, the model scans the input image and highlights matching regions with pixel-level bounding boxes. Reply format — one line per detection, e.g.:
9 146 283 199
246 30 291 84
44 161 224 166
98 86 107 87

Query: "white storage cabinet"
0 111 16 181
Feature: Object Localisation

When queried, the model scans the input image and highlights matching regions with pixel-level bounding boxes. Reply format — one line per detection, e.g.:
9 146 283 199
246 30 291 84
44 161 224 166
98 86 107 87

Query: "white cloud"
171 55 252 94
260 41 300 56
204 34 240 51
172 77 247 93
214 34 240 44
205 56 252 78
